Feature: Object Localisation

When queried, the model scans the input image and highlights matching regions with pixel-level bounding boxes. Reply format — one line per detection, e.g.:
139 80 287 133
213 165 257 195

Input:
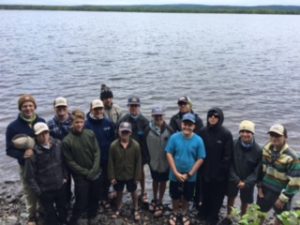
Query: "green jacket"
260 142 300 203
62 129 101 180
108 138 141 181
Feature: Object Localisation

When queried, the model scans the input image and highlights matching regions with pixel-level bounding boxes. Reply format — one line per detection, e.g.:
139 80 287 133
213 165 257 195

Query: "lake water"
0 10 300 182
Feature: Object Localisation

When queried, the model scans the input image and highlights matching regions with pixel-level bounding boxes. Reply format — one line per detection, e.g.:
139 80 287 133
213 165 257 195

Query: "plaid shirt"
48 114 73 140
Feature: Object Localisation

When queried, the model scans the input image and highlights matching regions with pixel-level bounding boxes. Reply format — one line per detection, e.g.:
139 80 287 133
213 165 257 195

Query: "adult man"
25 122 68 225
62 110 101 225
198 107 233 225
222 120 261 224
6 94 45 225
169 96 203 133
108 122 142 221
85 99 115 209
100 84 123 124
146 106 173 217
166 113 206 225
257 124 300 225
47 97 73 207
48 97 72 140
118 96 149 204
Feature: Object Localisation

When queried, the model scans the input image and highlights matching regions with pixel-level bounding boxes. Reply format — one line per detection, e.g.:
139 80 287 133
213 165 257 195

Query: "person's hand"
274 198 285 210
237 181 246 189
111 179 117 185
63 178 67 184
258 187 264 198
24 149 34 158
175 172 186 182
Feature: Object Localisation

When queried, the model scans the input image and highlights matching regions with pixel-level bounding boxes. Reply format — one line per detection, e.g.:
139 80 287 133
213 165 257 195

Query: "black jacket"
24 138 67 196
118 113 149 164
229 138 262 187
198 107 233 182
169 110 203 133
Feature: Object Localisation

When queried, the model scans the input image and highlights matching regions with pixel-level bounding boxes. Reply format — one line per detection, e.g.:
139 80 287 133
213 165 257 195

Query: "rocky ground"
0 180 277 225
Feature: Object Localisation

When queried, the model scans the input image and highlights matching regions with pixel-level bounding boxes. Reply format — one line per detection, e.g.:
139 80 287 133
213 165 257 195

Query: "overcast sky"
1 0 300 6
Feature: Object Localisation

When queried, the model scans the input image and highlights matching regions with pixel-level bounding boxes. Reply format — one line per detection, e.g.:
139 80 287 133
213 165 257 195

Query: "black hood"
206 107 224 128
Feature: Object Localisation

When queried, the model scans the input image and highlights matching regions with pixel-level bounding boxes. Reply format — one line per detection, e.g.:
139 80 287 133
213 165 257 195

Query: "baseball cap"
127 96 140 106
268 124 285 136
151 106 165 116
119 122 132 132
91 99 104 109
54 97 68 107
182 113 196 124
34 122 49 135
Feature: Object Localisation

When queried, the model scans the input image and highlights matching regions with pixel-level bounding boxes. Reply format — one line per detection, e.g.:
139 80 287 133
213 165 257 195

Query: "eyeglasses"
208 113 219 118
269 132 282 138
129 104 139 108
93 107 104 111
178 102 188 106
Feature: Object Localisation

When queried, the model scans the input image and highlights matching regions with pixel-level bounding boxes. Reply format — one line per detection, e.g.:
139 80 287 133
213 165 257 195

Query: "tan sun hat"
12 134 35 149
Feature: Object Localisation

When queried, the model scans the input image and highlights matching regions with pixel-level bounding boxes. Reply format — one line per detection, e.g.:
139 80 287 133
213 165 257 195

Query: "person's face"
181 121 195 136
178 101 190 114
129 104 140 116
208 114 219 126
21 101 35 118
92 107 104 119
239 130 254 144
36 131 50 145
103 98 113 108
55 106 68 118
119 130 131 140
153 115 164 126
269 132 286 150
73 118 85 133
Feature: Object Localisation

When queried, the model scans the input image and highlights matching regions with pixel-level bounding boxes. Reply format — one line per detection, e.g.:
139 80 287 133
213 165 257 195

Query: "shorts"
227 181 255 204
169 181 195 201
256 186 291 214
150 169 169 182
113 180 137 193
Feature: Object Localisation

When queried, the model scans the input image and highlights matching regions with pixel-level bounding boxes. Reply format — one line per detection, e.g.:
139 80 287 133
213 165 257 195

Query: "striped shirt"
261 142 300 203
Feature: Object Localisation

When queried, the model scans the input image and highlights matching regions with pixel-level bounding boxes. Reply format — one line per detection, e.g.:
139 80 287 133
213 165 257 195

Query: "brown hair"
72 110 85 121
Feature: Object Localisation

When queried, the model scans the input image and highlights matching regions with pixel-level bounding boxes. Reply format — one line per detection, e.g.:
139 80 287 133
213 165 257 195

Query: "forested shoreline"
1 4 300 14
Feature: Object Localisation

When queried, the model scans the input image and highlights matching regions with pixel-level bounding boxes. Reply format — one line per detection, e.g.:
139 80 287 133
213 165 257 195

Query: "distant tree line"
1 4 300 14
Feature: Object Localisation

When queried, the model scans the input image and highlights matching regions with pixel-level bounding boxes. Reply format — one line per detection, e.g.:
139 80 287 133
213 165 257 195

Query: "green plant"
277 210 300 225
229 204 267 225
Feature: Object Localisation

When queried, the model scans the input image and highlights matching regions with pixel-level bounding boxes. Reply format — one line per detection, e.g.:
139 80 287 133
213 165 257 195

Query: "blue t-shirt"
165 132 206 182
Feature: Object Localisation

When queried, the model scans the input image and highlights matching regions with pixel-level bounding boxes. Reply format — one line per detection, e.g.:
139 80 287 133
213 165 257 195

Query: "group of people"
5 84 300 225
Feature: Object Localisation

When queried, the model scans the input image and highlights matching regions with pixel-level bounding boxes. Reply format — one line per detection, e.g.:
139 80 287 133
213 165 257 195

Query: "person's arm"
134 144 142 181
108 144 116 183
221 131 233 171
278 158 300 204
24 156 41 196
166 153 186 182
244 150 262 187
6 126 26 163
87 133 101 180
188 159 204 177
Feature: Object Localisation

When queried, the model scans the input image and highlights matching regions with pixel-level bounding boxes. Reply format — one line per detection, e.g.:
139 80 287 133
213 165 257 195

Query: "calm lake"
0 10 300 182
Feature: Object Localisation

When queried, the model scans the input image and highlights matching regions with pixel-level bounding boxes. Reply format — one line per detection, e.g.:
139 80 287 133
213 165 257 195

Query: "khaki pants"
20 165 38 220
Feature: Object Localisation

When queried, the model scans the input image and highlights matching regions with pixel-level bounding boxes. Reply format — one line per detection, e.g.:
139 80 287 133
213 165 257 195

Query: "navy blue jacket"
6 114 45 165
85 113 115 164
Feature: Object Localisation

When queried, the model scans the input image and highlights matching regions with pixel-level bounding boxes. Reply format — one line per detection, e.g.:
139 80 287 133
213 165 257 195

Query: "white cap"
54 97 68 107
268 124 285 136
34 122 49 135
91 99 104 109
239 120 255 134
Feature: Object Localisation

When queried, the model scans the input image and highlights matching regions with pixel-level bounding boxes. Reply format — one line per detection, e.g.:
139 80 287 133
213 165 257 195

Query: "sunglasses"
208 113 219 118
129 104 139 108
269 132 282 138
178 102 188 106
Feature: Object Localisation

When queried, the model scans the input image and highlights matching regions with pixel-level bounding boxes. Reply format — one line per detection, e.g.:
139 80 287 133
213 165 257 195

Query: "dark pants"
198 180 227 225
70 175 102 221
99 162 110 202
39 185 67 225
